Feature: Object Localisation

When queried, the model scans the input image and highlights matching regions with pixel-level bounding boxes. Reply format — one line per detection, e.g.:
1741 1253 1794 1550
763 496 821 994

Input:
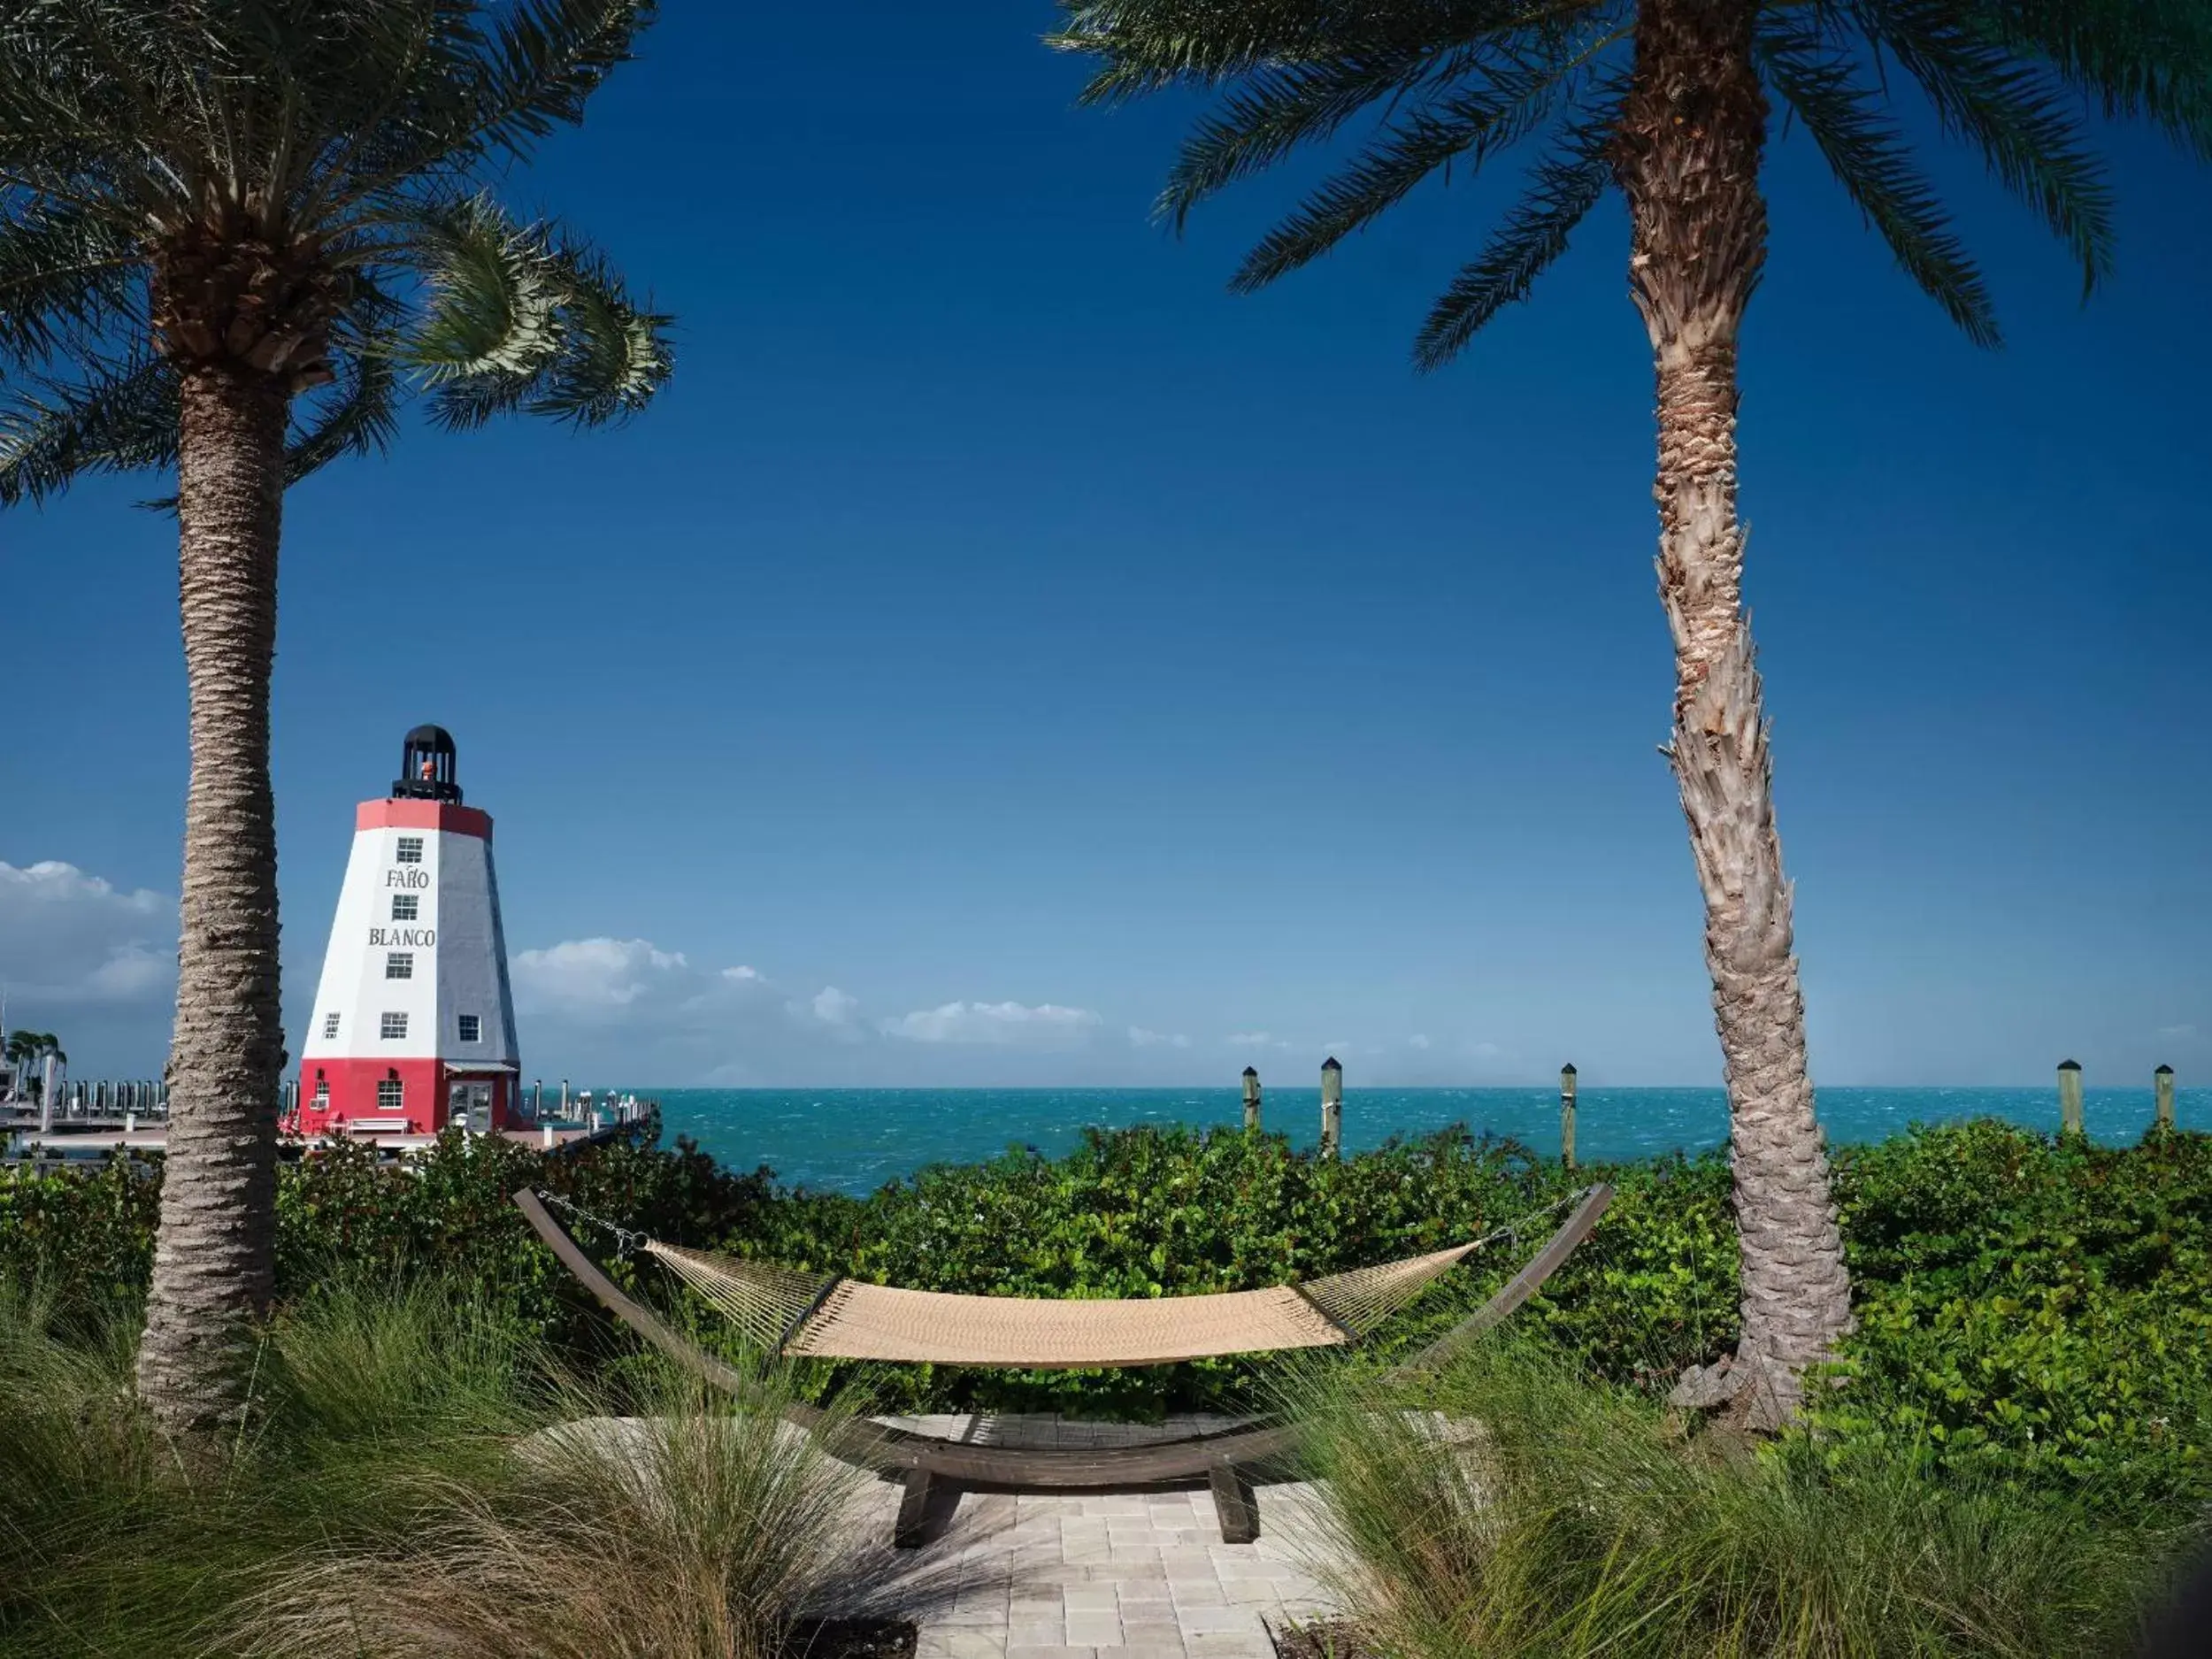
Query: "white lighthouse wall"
301 824 442 1062
434 831 520 1066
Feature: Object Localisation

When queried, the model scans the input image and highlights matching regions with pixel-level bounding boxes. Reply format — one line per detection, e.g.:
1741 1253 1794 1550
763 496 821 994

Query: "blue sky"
4 2 2208 1088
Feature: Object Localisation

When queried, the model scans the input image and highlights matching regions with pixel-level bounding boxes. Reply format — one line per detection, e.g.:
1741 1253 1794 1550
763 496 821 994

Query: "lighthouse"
295 726 523 1137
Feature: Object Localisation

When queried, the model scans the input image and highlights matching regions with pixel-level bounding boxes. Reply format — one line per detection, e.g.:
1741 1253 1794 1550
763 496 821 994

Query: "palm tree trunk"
1614 0 1851 1427
134 362 289 1435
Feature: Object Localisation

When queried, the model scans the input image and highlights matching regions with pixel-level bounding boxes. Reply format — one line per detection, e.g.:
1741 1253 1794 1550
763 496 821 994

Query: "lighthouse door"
448 1081 493 1133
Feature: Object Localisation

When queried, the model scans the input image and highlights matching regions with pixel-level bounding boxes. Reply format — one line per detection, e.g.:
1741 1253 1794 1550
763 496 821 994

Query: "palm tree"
1052 0 2211 1422
0 0 673 1434
4 1030 65 1099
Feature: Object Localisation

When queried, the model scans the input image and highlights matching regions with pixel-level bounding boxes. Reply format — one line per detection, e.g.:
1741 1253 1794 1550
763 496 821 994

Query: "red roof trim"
355 798 494 840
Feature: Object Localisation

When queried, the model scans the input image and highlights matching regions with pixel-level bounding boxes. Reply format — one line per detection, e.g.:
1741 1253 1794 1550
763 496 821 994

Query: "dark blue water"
618 1085 2210 1196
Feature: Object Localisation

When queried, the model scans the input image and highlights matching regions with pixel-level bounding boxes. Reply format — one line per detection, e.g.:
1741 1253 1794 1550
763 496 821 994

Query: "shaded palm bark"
133 232 334 1432
132 357 290 1432
1613 0 1852 1425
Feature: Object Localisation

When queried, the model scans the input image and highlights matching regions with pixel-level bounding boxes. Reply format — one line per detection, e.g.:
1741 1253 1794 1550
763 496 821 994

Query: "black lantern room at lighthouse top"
394 725 463 803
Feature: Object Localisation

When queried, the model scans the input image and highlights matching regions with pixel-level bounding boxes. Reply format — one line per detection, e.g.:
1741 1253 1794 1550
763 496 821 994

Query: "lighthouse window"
377 1079 404 1113
321 1012 340 1041
385 952 414 980
458 1015 481 1043
391 894 419 922
395 836 424 864
313 1079 329 1108
380 1012 409 1041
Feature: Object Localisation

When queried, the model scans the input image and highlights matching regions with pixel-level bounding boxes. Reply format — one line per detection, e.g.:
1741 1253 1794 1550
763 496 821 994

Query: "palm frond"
0 1 203 218
296 0 658 218
1411 85 1620 371
525 243 672 426
467 0 656 159
1159 50 1469 230
0 195 143 369
1759 12 2000 346
1850 0 2115 294
1232 41 1612 292
392 194 568 387
389 194 671 429
1050 0 1445 103
0 355 177 508
284 348 402 484
1983 0 2212 159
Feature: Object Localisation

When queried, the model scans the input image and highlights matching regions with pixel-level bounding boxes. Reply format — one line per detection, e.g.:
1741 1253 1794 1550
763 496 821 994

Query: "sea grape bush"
2 1117 2207 1507
1809 1119 2212 1512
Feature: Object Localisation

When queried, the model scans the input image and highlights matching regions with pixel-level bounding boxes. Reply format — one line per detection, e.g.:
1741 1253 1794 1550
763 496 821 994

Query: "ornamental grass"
1286 1336 2193 1659
0 1273 874 1659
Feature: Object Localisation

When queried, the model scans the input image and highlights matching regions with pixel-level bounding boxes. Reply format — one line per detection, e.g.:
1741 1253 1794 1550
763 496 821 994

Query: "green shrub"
6 1115 2209 1512
1809 1120 2212 1512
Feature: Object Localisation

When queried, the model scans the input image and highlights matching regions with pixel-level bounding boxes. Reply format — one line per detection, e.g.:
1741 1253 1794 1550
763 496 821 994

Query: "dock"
4 1086 655 1172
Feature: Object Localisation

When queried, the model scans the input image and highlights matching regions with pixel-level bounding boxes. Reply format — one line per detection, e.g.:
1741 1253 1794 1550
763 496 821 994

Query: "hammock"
514 1182 1615 1548
539 1189 1586 1369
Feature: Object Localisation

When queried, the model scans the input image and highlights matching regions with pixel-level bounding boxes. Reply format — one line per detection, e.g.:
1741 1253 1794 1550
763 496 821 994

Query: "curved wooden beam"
1394 1181 1613 1375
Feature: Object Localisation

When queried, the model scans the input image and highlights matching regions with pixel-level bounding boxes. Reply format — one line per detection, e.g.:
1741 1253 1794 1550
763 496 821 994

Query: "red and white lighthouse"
295 726 523 1137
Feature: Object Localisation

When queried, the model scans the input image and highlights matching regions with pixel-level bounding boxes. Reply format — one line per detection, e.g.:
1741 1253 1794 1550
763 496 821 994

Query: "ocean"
627 1084 2210 1196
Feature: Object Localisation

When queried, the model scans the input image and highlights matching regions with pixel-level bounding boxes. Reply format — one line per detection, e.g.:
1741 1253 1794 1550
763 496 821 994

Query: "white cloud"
0 861 173 1008
1225 1031 1272 1047
1467 1040 1502 1057
511 937 690 1010
2157 1023 2198 1041
883 1001 1102 1048
810 987 861 1026
1409 1033 1432 1050
1128 1025 1191 1049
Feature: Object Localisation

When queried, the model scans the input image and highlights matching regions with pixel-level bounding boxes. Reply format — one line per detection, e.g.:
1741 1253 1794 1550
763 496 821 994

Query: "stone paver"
826 1417 1345 1659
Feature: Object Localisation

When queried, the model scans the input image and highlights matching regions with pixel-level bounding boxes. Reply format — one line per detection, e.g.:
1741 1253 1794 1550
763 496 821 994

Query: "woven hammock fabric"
643 1236 1486 1368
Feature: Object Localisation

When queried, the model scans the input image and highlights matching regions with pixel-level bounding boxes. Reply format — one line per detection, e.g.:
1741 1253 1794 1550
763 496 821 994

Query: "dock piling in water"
2058 1059 2085 1137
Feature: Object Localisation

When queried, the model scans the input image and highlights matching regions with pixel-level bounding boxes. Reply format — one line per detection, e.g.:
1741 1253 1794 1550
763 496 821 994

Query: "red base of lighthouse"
294 1059 518 1138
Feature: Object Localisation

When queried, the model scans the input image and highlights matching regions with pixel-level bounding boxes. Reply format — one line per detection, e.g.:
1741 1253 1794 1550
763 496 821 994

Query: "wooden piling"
1241 1066 1262 1131
1560 1064 1578 1171
1320 1056 1343 1159
2155 1064 2176 1132
2057 1059 2084 1137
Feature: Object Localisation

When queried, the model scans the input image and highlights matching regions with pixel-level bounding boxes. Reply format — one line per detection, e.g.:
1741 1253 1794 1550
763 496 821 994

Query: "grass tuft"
1285 1338 2185 1659
0 1274 876 1659
234 1367 873 1659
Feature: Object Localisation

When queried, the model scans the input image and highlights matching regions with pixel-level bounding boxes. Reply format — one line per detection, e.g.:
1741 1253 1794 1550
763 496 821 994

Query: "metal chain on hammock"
534 1187 651 1259
1477 1184 1592 1258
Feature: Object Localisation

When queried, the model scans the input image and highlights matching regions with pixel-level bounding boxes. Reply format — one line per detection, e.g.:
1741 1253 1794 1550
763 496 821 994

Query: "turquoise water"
630 1085 2211 1196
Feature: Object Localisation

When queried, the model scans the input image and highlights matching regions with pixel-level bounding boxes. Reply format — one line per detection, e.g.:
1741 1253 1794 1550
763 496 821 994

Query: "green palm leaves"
0 0 673 506
1051 0 2212 364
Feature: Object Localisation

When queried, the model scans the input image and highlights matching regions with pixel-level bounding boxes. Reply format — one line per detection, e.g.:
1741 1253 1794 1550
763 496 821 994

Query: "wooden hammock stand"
513 1182 1613 1547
